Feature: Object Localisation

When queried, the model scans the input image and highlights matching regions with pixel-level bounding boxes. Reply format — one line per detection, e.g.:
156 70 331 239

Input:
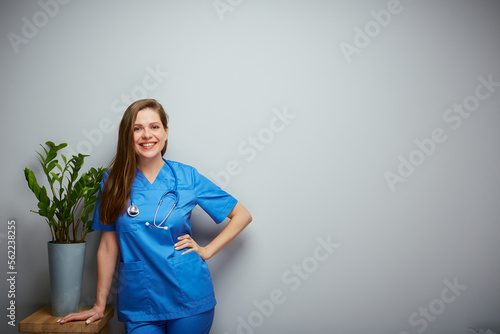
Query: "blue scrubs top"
91 159 238 322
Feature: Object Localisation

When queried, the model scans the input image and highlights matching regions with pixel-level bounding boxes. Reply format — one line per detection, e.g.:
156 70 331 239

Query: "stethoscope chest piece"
127 203 140 217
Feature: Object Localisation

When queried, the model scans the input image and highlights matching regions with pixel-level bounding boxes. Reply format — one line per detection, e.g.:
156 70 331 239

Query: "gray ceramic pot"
47 242 86 317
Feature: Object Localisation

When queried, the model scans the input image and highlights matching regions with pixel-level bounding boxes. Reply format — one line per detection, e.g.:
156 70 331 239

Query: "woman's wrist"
202 245 214 261
93 302 106 312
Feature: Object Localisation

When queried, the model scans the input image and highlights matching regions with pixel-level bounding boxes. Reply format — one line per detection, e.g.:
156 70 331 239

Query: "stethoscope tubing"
127 160 179 230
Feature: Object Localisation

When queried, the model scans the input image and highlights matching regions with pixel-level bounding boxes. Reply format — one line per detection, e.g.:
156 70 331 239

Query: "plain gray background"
1 1 500 333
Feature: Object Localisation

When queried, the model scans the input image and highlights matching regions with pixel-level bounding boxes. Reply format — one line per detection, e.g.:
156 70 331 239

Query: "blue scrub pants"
124 308 215 334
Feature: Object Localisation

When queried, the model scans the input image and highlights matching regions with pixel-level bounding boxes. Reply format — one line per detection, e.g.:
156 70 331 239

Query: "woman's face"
133 108 168 163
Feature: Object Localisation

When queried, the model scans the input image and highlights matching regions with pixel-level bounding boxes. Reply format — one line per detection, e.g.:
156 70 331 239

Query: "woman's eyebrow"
134 121 162 126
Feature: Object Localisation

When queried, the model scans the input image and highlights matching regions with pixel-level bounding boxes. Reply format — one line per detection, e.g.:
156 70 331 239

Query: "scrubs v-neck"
91 160 238 322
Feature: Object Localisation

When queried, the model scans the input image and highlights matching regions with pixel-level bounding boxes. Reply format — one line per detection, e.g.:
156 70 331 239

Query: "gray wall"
1 1 500 333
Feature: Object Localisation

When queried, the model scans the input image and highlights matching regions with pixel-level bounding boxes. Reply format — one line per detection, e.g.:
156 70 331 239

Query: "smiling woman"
57 99 252 334
98 99 171 226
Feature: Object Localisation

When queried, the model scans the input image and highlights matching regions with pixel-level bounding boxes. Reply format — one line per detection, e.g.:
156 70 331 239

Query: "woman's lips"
139 142 157 148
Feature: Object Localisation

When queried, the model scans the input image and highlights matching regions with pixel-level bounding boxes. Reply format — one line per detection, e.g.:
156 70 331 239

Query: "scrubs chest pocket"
170 252 214 303
118 261 150 312
115 220 139 234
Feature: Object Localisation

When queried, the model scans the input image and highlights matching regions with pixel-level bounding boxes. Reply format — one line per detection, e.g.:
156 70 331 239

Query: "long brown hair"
99 99 169 225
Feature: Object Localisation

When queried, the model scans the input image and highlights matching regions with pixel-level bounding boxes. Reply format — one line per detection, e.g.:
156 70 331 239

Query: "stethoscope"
126 160 179 231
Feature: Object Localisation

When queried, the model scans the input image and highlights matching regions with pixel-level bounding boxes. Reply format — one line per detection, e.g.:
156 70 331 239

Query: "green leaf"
84 203 94 215
39 186 49 205
36 151 46 166
50 172 60 181
55 143 68 151
40 143 50 161
24 168 41 200
87 196 98 205
47 151 57 163
46 160 58 173
36 187 50 218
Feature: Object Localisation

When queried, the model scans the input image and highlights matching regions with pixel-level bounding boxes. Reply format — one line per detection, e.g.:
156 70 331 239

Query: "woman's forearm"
204 202 252 260
94 232 119 310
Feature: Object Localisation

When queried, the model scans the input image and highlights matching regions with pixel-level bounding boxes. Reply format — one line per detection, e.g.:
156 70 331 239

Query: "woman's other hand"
57 306 104 325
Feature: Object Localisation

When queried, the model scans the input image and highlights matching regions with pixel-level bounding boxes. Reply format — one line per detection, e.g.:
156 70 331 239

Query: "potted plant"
24 141 106 317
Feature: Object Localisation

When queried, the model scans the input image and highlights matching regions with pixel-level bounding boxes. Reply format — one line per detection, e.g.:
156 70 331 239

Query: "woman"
58 99 252 333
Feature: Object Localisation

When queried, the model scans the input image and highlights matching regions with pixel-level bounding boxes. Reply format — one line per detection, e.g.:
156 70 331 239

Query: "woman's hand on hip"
175 234 210 260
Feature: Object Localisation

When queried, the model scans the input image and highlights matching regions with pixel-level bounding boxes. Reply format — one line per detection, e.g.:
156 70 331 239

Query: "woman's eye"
134 127 141 131
152 125 160 129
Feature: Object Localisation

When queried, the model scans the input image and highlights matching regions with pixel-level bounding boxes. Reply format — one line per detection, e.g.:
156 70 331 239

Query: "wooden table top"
19 306 114 333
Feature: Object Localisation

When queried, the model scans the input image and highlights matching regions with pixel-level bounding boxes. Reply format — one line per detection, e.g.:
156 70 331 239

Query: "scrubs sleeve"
90 172 116 232
191 167 238 224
